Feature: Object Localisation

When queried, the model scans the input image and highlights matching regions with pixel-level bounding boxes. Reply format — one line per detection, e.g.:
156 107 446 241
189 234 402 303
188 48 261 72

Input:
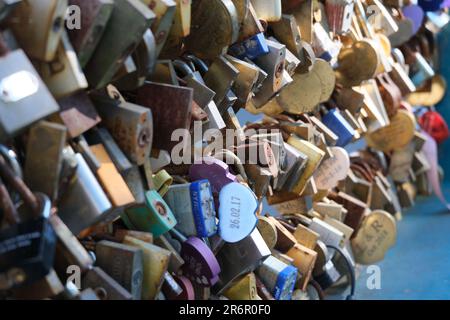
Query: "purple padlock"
189 156 237 194
402 5 424 35
171 229 221 287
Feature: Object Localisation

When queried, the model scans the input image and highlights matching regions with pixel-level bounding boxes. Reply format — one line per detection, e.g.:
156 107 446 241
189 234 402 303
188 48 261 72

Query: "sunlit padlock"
0 49 60 140
122 190 177 238
90 87 153 166
164 180 217 238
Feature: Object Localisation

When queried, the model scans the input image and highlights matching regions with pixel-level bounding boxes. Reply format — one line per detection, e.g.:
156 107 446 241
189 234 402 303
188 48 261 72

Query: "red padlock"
419 110 450 144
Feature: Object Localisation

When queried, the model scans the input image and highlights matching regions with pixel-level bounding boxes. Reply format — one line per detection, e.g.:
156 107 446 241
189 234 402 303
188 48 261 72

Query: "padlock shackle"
212 150 248 181
173 60 194 78
0 155 39 216
185 55 209 75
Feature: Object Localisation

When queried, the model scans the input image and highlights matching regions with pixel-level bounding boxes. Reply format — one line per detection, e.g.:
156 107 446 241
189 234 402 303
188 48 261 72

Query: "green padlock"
121 190 177 238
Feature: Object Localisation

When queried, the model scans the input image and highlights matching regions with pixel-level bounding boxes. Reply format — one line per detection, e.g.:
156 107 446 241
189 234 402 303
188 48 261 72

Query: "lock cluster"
0 0 448 301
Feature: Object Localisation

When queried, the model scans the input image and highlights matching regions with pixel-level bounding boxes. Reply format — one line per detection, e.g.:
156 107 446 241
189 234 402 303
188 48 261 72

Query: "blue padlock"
256 256 298 300
164 180 217 238
321 109 356 147
229 33 269 60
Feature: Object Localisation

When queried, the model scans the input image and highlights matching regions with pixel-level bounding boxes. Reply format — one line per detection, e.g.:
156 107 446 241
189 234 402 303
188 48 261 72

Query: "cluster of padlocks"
0 0 448 300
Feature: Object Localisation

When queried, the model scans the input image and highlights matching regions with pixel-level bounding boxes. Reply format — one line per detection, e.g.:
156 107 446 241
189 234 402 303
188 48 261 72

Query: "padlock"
159 0 191 58
90 89 153 166
0 49 60 140
164 180 217 238
122 235 171 300
89 144 136 209
308 218 345 249
0 164 56 290
161 271 183 299
95 240 144 300
321 109 356 147
86 128 133 174
24 121 66 201
287 136 326 195
293 223 319 250
141 0 176 56
122 190 177 238
273 143 308 192
113 29 157 91
67 0 114 68
410 52 435 87
34 32 88 99
185 0 239 60
312 23 342 63
218 182 258 243
223 272 259 300
163 274 195 300
49 214 94 282
213 228 271 294
154 234 185 273
325 0 355 35
252 40 286 108
84 0 156 89
229 32 269 60
57 147 113 235
256 255 297 300
55 92 101 139
169 228 221 287
257 216 278 250
137 81 192 152
204 56 240 107
82 267 133 300
329 191 367 235
270 14 303 59
173 59 215 109
7 0 68 61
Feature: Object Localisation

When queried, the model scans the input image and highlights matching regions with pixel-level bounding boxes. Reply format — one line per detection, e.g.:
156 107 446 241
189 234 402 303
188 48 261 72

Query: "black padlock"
0 154 56 290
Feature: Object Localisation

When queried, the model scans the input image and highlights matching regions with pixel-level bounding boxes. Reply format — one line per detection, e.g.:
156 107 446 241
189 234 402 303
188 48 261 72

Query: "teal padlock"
121 190 177 238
